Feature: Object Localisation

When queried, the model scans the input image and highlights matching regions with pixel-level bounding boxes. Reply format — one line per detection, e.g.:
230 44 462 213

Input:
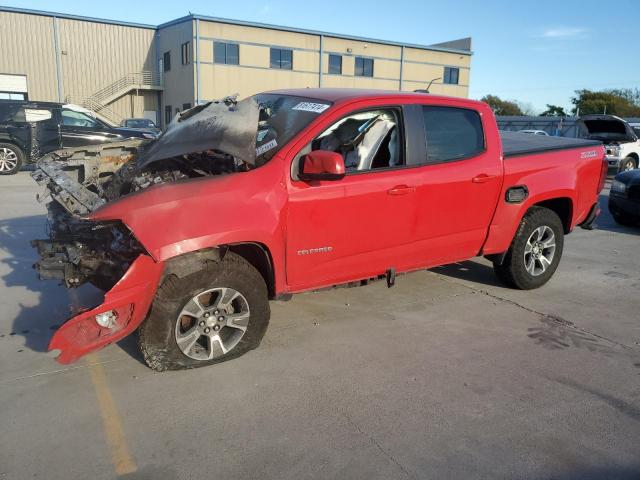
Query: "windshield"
253 94 332 163
126 119 155 128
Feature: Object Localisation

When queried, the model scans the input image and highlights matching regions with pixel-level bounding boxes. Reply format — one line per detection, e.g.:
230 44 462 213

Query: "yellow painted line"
87 353 137 476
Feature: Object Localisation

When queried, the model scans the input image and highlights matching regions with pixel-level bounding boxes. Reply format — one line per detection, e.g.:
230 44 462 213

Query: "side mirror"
299 150 345 181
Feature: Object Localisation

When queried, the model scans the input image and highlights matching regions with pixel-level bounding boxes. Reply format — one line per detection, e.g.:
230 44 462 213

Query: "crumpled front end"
49 254 163 364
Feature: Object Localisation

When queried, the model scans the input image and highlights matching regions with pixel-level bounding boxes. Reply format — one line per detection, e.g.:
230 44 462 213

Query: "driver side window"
311 109 402 173
61 109 99 128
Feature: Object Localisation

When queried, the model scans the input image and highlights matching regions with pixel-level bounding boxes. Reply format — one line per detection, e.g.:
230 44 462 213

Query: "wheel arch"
0 138 27 155
531 197 573 234
162 242 277 300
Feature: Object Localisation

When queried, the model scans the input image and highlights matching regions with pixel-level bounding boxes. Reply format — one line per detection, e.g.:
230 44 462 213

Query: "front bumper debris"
49 254 163 364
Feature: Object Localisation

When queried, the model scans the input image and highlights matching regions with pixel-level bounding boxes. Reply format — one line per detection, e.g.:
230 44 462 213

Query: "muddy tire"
138 252 270 371
0 143 23 175
492 207 564 290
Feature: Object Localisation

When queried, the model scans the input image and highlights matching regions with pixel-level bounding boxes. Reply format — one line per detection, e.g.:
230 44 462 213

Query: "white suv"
578 115 640 172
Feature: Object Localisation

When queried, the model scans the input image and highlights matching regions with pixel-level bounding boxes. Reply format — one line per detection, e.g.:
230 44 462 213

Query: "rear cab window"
421 106 485 163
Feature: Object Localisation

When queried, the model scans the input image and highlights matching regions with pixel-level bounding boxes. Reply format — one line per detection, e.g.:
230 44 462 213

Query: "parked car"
0 100 157 174
578 115 640 173
119 117 162 136
609 169 640 225
519 129 549 136
31 89 607 369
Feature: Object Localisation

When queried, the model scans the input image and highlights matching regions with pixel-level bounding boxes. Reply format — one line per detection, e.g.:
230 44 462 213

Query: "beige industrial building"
0 6 472 127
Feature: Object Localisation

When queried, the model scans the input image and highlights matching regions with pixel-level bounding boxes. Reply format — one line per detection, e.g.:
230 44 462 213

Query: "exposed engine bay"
31 96 261 290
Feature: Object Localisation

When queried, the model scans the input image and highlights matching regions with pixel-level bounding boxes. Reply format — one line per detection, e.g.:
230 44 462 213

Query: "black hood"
577 115 637 143
614 168 640 185
137 96 259 169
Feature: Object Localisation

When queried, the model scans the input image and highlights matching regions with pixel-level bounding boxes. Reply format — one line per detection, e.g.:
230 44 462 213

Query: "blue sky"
4 0 639 112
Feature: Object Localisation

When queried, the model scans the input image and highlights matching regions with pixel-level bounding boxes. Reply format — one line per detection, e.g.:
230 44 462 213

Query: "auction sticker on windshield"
256 138 277 156
292 102 331 114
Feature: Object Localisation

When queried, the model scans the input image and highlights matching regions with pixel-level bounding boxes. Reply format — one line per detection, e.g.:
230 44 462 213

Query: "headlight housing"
611 179 627 194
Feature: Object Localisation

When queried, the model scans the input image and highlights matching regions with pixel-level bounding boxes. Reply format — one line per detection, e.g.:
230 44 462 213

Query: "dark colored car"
609 169 640 226
0 100 156 175
119 117 162 136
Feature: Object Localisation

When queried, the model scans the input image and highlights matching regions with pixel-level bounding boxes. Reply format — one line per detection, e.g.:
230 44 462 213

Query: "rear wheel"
0 143 23 175
619 156 637 173
138 252 270 371
493 207 564 290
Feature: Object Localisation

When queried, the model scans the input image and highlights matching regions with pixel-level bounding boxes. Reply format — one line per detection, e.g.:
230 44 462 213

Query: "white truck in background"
578 115 640 172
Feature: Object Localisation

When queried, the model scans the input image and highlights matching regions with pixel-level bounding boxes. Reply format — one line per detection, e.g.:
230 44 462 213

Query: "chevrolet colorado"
31 89 607 370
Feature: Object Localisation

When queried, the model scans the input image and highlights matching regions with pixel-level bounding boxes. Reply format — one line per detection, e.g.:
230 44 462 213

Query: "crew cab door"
60 108 119 148
410 104 503 265
285 105 420 290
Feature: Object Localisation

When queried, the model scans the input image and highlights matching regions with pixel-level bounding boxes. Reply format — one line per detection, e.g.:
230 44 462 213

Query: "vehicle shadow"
0 214 144 364
593 192 640 236
430 259 505 288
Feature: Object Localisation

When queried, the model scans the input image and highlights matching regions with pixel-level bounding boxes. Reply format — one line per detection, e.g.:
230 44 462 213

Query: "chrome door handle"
387 185 416 195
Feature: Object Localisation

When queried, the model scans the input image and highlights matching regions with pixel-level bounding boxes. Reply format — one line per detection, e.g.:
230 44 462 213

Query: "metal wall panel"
157 20 195 118
0 12 58 101
57 18 156 99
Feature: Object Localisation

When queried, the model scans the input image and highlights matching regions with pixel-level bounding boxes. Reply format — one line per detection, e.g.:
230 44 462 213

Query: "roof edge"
0 6 472 55
161 13 473 55
0 5 156 29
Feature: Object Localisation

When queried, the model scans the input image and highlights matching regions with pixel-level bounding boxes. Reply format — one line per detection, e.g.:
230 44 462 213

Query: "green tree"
540 104 567 117
571 89 640 116
480 95 523 116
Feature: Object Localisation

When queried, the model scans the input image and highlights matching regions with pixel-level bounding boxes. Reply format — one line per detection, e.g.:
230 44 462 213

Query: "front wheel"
493 207 564 290
0 143 23 175
619 156 637 173
138 252 270 371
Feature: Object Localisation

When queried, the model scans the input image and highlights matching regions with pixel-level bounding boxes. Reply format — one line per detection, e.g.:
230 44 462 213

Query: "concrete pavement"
1 172 638 479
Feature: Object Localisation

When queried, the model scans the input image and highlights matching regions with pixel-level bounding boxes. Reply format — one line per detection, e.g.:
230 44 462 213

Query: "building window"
164 105 172 125
328 54 342 75
163 51 171 72
355 57 373 77
182 103 192 110
444 67 459 85
270 48 293 70
181 42 191 65
214 42 239 65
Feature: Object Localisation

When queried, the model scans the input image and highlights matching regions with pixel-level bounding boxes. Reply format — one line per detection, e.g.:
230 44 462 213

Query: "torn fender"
49 254 164 364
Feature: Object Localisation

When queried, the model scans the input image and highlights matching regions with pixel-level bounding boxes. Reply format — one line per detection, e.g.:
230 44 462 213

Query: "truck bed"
500 130 601 158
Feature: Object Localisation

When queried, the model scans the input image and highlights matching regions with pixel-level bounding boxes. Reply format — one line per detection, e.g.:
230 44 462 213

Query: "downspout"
195 18 201 105
53 16 64 102
155 29 162 127
399 45 404 91
318 34 324 87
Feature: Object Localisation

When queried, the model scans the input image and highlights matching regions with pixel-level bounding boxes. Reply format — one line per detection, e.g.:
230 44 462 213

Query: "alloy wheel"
523 225 556 276
174 287 250 360
0 147 18 172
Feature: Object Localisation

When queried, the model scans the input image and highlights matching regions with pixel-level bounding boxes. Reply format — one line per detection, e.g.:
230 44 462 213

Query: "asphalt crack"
341 412 416 479
431 272 635 352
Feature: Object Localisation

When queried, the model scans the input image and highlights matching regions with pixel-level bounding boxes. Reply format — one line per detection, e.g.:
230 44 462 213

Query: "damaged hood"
137 96 259 169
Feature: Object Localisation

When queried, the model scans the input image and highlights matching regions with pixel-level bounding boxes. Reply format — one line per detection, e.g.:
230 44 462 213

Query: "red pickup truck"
32 89 607 370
